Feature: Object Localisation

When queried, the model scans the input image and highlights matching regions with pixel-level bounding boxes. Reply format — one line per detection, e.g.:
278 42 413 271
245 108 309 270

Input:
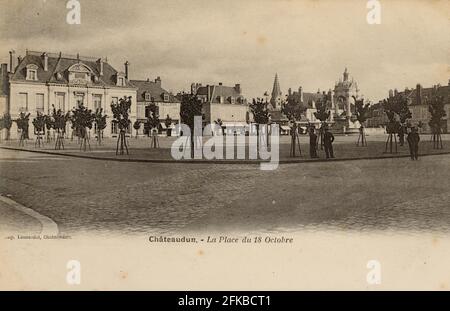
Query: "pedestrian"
398 125 405 146
407 127 420 160
323 128 335 159
309 127 318 158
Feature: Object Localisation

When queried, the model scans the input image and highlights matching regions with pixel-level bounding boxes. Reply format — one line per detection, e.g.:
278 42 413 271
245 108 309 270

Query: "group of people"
308 126 335 159
305 124 421 160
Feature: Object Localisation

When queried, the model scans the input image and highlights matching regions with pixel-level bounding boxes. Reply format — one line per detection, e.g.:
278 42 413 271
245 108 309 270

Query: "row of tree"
2 90 446 157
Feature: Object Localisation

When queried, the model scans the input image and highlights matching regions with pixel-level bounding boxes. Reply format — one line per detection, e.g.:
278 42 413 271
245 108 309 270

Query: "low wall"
365 127 386 136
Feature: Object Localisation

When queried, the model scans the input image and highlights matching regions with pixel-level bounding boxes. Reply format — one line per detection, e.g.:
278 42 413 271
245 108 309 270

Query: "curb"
0 195 59 236
1 146 450 165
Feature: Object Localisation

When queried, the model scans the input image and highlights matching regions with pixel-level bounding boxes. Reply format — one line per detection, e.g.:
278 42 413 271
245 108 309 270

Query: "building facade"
131 77 180 135
5 50 137 139
271 68 362 133
192 82 248 129
403 83 450 133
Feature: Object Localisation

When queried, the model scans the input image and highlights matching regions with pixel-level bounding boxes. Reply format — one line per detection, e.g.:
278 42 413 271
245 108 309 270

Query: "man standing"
398 125 405 146
323 128 335 159
407 127 420 160
309 127 318 158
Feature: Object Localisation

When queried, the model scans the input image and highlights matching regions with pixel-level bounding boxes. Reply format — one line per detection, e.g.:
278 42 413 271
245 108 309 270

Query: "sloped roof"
196 84 246 105
401 85 450 106
288 91 326 109
270 74 282 100
10 51 134 88
131 79 180 103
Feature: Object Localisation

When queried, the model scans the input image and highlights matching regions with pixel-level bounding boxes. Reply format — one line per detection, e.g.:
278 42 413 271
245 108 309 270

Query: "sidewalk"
0 195 42 235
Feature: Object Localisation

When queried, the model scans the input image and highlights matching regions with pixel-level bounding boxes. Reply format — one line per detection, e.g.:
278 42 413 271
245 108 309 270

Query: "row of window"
17 92 120 113
26 64 127 87
144 92 170 102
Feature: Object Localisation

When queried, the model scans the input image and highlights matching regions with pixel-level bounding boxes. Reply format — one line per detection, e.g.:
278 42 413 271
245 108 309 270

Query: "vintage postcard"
0 0 449 293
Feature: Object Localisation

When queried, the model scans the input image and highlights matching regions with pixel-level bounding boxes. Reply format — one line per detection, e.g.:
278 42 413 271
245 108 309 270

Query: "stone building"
273 68 362 133
286 87 332 127
191 82 248 129
401 82 450 133
131 77 180 135
4 50 137 139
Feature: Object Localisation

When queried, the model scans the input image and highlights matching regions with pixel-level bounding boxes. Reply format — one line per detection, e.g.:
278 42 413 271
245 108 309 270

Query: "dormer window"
230 97 235 104
144 92 151 101
219 96 224 104
26 64 38 81
116 73 126 86
68 63 93 85
163 94 170 102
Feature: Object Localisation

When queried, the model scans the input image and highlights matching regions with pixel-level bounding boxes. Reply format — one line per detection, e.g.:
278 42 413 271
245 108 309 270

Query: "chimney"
17 55 22 65
42 52 48 71
394 88 398 96
1 63 8 95
298 86 303 102
9 50 16 73
97 58 103 76
288 88 292 96
416 84 422 105
218 82 223 86
235 84 241 94
389 89 393 98
124 61 130 79
155 76 161 86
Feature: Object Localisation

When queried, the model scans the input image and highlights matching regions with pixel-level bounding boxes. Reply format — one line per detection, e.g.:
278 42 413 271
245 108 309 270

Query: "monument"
331 68 361 134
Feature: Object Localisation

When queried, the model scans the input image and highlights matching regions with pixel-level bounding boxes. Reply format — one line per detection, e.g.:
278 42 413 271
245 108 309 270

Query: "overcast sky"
0 0 448 102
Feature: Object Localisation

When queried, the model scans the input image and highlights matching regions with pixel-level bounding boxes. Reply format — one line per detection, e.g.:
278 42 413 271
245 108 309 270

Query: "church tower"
270 73 282 110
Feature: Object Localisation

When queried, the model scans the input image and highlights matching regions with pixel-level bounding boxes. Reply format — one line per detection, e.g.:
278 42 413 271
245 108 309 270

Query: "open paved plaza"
1 140 450 236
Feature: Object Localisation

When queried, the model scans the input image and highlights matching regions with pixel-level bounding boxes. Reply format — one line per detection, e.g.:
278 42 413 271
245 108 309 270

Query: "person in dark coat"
309 127 318 158
398 125 405 146
323 128 335 159
407 127 420 160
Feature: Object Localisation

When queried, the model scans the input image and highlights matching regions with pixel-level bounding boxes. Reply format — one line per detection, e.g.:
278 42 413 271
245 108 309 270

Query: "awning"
222 122 248 128
280 125 291 131
160 123 167 129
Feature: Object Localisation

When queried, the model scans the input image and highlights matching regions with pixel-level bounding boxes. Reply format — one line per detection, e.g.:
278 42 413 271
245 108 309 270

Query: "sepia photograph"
0 0 449 294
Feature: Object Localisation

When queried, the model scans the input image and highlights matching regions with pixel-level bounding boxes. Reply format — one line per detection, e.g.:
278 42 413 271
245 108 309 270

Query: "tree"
313 96 331 149
146 103 160 148
44 114 54 143
71 104 95 151
15 112 30 147
282 95 307 157
32 112 46 148
52 107 70 150
382 93 411 153
111 96 132 155
214 118 223 135
133 120 141 139
428 92 446 149
2 113 12 140
180 93 203 158
249 98 270 152
355 99 371 146
93 108 107 145
164 114 173 137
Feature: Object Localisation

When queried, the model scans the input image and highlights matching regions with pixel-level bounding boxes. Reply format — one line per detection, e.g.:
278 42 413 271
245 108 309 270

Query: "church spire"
270 73 282 109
